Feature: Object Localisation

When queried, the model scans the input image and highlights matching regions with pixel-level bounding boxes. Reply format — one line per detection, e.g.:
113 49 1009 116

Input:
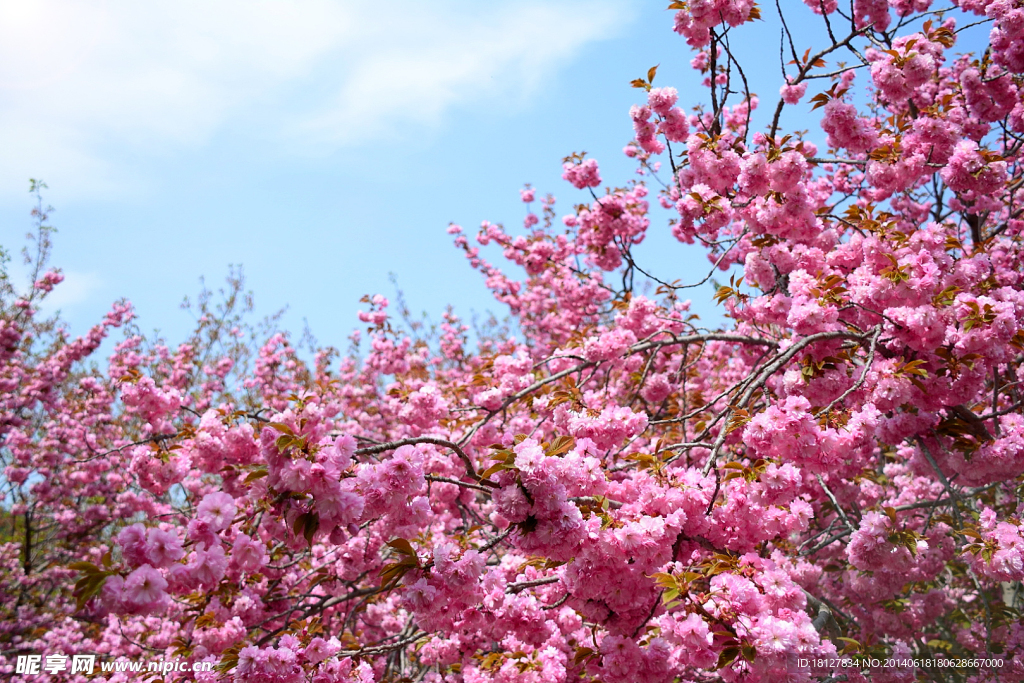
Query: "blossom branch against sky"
0 1 989 346
0 0 647 343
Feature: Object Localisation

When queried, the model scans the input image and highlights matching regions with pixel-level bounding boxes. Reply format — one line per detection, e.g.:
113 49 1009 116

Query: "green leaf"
836 637 861 653
480 462 512 480
215 646 242 674
244 467 269 483
386 538 417 558
717 646 740 669
379 562 413 590
73 573 108 611
267 422 294 436
292 511 319 546
546 435 575 457
302 513 319 546
883 506 897 525
648 572 677 588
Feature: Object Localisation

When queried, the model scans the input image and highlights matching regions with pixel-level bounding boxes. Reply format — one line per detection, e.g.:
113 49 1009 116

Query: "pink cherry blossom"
123 564 168 609
197 491 238 531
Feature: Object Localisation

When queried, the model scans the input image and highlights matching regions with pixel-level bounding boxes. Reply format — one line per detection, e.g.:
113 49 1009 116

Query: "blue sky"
0 1 990 348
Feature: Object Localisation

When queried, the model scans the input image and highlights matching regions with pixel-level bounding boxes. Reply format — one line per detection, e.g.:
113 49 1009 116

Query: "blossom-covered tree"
3 1 1024 681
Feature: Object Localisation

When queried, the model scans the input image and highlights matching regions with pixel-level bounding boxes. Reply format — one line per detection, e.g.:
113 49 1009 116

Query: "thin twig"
507 576 560 594
357 437 479 481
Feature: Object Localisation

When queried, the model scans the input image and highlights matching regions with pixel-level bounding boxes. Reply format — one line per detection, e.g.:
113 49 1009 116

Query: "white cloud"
294 3 627 146
0 0 627 198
